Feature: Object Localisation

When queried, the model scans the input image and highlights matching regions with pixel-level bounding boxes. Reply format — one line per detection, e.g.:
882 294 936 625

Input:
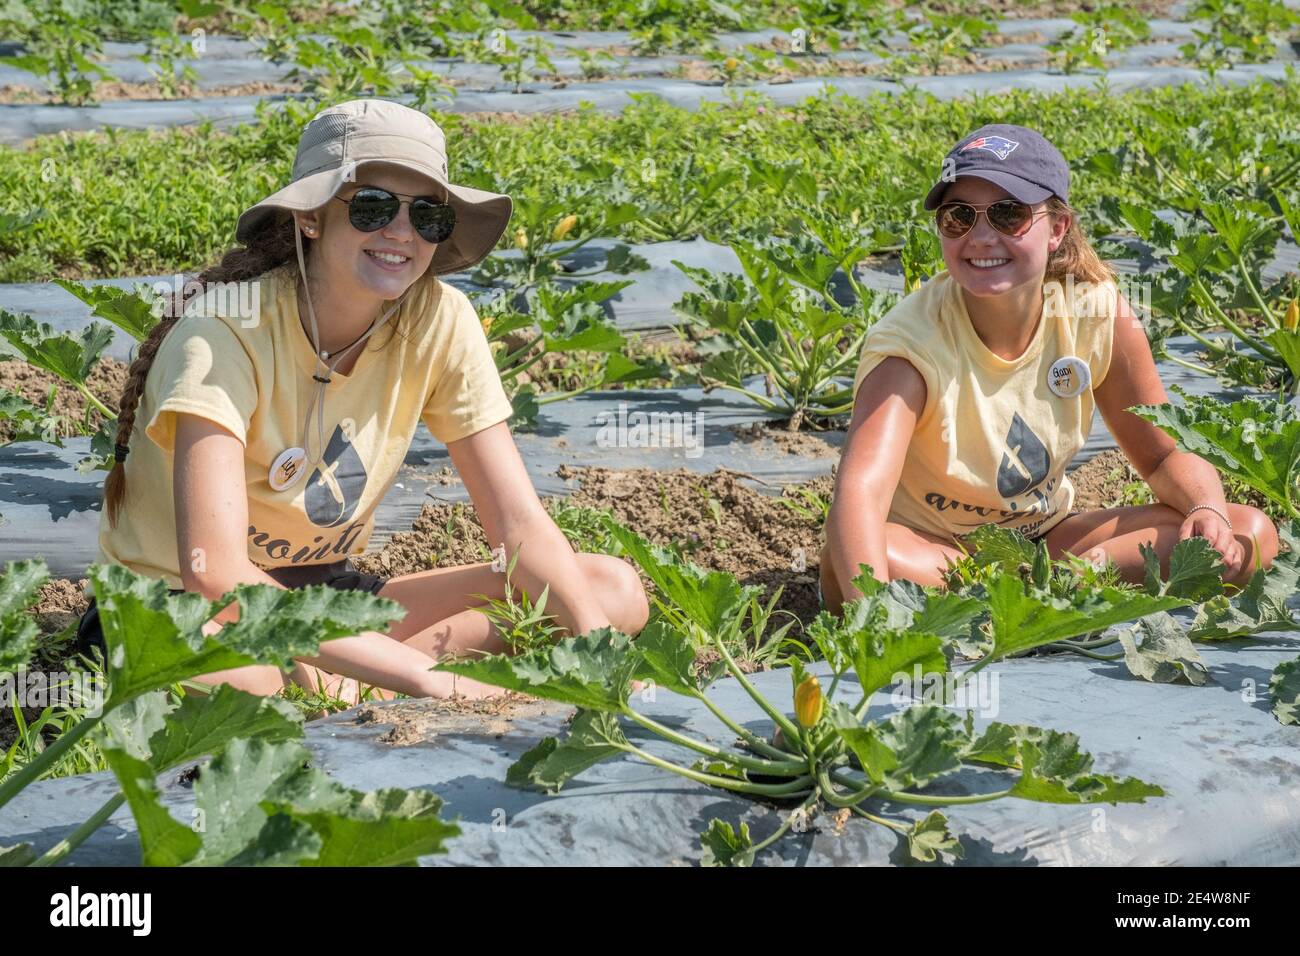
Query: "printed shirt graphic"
98 263 513 589
850 272 1117 543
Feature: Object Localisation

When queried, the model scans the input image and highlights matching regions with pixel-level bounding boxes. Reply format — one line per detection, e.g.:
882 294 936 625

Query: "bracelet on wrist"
1185 503 1232 531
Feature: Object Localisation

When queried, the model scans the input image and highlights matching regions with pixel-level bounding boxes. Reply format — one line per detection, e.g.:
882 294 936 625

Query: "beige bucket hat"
236 98 512 276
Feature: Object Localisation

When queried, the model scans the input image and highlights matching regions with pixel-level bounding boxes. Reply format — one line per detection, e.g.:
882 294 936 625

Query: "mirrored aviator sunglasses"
934 199 1042 240
335 186 457 243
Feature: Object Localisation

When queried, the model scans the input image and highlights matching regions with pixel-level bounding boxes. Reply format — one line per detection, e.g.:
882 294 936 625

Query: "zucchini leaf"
438 627 639 712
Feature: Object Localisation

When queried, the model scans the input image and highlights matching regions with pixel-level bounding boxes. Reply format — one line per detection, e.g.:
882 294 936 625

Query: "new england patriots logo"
960 135 1020 161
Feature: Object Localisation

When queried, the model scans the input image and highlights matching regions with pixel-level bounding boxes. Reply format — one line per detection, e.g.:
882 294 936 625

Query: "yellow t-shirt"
851 271 1116 543
99 262 513 589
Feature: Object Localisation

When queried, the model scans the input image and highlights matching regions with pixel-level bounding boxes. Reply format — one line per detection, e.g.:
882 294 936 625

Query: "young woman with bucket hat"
77 98 648 700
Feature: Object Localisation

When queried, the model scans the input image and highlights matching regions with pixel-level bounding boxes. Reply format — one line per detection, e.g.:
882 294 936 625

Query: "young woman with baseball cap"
821 123 1278 608
77 98 648 700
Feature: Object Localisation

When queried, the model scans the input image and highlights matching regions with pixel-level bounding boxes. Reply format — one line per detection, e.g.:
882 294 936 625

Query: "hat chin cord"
292 223 406 469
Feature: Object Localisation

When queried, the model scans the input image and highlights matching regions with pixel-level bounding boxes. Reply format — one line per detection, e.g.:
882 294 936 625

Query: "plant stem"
1162 353 1218 377
850 803 909 834
1236 253 1280 329
817 768 880 807
876 786 1013 806
75 383 116 420
749 791 821 856
536 386 594 405
621 706 806 775
706 625 805 748
620 741 813 797
0 713 100 813
31 792 126 867
691 691 796 761
1044 643 1125 661
1192 277 1280 360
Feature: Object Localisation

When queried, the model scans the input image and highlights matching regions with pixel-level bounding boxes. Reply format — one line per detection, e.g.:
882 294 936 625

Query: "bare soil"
730 419 840 458
354 466 833 628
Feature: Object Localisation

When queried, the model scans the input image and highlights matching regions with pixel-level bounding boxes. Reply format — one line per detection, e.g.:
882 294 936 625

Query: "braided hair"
102 214 410 527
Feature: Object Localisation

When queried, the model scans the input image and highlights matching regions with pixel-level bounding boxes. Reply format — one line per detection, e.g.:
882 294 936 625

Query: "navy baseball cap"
923 124 1070 210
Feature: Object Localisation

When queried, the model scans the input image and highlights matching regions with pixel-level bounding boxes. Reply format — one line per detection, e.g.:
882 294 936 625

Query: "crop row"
2 77 1299 281
5 0 1293 106
3 504 1297 865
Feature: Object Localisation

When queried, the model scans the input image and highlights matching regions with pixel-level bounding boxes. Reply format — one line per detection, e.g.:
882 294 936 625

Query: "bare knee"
586 554 649 635
1232 505 1279 570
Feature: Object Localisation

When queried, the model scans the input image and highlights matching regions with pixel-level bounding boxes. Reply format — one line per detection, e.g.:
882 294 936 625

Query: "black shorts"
74 559 389 659
1026 510 1082 544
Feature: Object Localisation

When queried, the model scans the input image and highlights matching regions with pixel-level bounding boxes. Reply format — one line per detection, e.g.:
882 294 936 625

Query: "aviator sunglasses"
333 186 457 243
934 199 1048 240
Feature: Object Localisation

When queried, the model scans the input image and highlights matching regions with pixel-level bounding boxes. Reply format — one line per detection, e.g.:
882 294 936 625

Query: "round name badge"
269 446 307 492
1047 356 1091 399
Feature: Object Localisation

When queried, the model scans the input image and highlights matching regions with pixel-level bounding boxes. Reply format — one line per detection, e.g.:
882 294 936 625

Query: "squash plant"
951 521 1300 718
0 280 159 476
0 559 458 867
1090 124 1300 394
670 222 892 430
440 520 1190 866
477 279 668 427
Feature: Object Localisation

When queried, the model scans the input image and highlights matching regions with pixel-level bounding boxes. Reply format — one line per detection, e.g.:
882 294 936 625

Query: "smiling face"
936 177 1069 301
295 162 448 302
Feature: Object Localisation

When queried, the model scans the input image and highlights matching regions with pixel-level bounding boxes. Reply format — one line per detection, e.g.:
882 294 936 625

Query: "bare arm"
1093 294 1243 574
173 414 459 697
448 420 610 636
825 356 926 598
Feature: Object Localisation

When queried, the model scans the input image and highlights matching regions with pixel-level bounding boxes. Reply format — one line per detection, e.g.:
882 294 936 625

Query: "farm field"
1 0 1299 885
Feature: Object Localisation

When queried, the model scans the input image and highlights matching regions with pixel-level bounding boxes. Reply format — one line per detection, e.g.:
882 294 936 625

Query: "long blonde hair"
1044 197 1113 285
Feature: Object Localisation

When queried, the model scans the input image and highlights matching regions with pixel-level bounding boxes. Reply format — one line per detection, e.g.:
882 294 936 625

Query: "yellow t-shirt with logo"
98 262 513 589
851 271 1116 543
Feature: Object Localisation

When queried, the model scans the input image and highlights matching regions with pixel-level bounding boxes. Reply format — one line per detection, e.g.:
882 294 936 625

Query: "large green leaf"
848 629 947 702
877 579 987 641
0 389 66 447
985 574 1187 660
101 747 203 867
1188 537 1300 640
53 280 159 342
90 565 402 705
1008 730 1164 804
837 705 966 789
0 310 113 385
99 686 303 771
0 559 49 673
1117 613 1210 686
1264 329 1300 383
185 738 322 866
506 710 628 793
605 520 746 633
630 619 707 696
439 627 638 712
1140 537 1225 602
1270 657 1300 726
1133 391 1300 515
269 765 457 867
